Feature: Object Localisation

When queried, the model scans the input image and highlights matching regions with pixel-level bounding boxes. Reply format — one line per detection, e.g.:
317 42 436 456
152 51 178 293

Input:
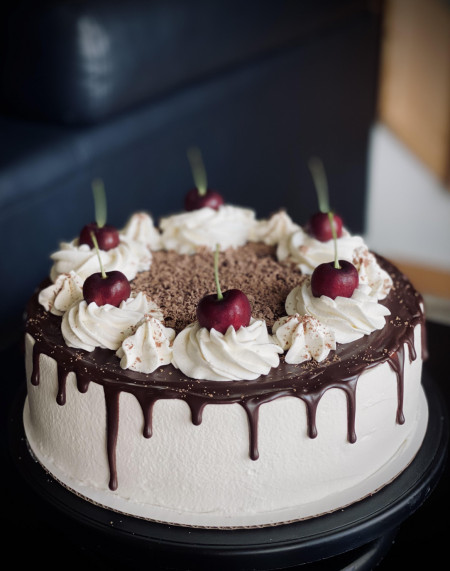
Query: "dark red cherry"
79 222 120 251
311 260 358 300
306 211 343 242
184 188 224 212
197 288 251 334
83 270 131 307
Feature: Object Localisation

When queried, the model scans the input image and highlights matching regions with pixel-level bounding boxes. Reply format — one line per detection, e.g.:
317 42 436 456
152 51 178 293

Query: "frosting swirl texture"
249 210 300 246
61 293 163 352
38 271 84 316
172 319 283 381
159 205 256 254
285 279 391 344
116 316 175 373
120 212 162 251
272 314 336 364
277 227 364 273
50 239 151 283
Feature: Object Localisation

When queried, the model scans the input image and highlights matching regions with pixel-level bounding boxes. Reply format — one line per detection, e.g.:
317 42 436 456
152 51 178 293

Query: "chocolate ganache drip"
26 251 425 492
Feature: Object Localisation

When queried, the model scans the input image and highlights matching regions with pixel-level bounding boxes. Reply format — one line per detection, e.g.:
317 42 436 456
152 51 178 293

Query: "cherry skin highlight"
311 260 359 300
197 288 251 334
184 188 224 212
79 222 120 251
306 211 343 242
83 270 131 307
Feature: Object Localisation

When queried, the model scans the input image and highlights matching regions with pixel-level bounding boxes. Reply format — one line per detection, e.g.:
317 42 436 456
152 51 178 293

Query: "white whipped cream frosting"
172 319 283 381
61 292 163 352
277 227 392 300
277 227 363 272
159 205 256 254
285 279 391 344
120 212 162 251
38 271 84 316
352 246 393 300
272 314 336 364
50 239 151 283
49 213 157 284
116 316 175 374
249 210 300 246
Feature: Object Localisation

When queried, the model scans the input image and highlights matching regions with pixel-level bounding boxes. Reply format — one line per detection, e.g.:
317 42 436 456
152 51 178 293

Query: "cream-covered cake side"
23 323 427 527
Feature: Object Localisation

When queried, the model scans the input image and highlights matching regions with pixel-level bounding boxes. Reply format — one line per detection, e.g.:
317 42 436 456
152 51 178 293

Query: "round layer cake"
23 206 428 528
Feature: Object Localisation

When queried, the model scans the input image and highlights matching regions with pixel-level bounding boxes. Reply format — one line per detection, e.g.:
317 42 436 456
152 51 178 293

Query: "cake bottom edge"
22 387 429 529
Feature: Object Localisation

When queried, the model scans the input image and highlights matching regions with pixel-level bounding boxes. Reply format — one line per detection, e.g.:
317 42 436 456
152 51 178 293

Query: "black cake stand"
5 363 448 571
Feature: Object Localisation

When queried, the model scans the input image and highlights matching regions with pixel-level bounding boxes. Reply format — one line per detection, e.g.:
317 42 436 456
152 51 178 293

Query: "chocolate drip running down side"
26 252 425 492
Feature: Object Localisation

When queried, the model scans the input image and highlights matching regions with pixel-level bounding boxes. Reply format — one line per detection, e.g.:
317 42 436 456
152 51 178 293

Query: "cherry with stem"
184 147 224 211
79 178 120 251
196 244 251 334
310 212 358 300
306 157 343 242
83 232 131 307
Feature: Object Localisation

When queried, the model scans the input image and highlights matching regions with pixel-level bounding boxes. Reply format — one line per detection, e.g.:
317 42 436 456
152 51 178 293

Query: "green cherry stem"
92 178 107 228
214 243 223 301
90 231 107 279
308 157 330 214
328 211 341 270
187 146 207 196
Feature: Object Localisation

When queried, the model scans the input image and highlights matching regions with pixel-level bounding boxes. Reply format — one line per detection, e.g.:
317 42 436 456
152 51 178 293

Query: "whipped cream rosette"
116 315 175 373
249 210 300 246
49 213 155 284
352 246 393 300
172 319 283 381
285 277 390 344
50 238 151 283
38 271 84 316
277 226 392 300
120 212 162 251
277 227 364 273
159 205 256 254
61 292 163 352
272 313 336 364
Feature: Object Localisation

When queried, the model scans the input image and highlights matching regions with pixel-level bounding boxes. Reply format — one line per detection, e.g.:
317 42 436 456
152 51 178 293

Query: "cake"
23 195 428 528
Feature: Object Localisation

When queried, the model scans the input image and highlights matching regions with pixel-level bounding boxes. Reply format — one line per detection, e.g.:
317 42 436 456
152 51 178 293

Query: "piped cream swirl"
116 316 175 373
50 239 151 283
285 279 391 344
172 319 283 381
159 205 256 253
277 227 364 273
277 227 392 299
120 212 162 251
61 292 163 352
38 271 84 316
249 210 300 246
272 314 336 364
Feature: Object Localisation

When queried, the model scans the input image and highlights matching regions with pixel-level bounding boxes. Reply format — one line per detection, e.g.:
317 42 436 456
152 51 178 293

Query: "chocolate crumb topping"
131 243 303 332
